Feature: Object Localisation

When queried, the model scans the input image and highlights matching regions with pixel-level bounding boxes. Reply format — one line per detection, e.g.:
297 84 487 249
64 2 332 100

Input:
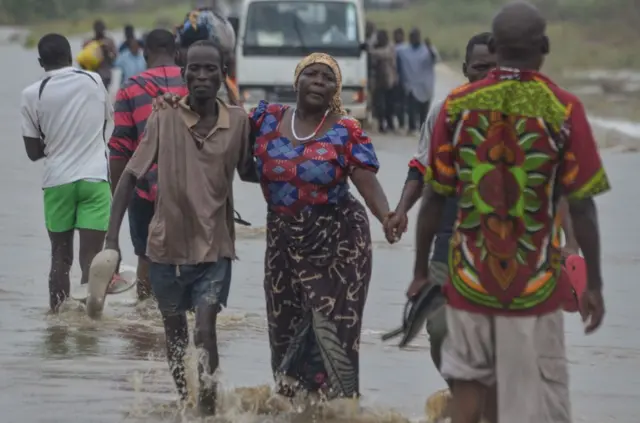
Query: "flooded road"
0 39 639 423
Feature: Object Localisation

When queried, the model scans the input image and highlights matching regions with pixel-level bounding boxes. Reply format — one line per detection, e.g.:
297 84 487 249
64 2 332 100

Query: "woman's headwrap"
293 53 345 115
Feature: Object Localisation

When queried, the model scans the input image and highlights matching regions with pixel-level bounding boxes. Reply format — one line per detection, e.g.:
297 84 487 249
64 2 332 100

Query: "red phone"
562 255 586 313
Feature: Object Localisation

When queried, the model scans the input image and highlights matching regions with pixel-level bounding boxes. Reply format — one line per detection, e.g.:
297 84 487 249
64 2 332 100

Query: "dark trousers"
393 84 406 129
373 87 395 131
407 93 430 132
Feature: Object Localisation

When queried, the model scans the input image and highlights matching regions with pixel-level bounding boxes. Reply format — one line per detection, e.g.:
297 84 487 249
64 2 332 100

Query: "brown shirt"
370 45 398 90
125 97 255 265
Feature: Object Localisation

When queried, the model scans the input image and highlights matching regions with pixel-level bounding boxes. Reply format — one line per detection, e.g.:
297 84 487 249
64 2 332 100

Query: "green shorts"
43 180 111 233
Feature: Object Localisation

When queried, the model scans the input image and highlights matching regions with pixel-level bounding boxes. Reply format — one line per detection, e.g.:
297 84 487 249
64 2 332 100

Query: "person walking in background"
20 34 113 312
114 37 146 86
81 19 117 90
392 27 407 131
369 29 397 133
108 29 188 302
396 28 435 136
119 24 144 53
408 2 609 422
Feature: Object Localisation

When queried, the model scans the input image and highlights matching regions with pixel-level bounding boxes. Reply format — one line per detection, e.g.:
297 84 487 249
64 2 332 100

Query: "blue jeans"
149 259 232 316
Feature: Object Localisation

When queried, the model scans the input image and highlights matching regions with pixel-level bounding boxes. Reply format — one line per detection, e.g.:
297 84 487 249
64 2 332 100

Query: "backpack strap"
37 70 99 140
37 77 52 140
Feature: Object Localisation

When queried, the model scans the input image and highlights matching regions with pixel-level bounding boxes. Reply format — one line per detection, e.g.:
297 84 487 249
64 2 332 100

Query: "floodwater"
0 37 639 423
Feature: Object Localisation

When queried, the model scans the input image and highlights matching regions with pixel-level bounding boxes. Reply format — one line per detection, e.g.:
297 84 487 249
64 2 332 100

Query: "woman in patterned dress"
250 53 392 399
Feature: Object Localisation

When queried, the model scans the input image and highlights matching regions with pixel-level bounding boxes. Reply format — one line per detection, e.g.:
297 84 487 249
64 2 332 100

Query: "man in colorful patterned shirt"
408 2 609 423
109 29 188 301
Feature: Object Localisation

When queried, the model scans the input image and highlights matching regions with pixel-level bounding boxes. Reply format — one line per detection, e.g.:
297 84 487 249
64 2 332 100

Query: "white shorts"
440 306 571 423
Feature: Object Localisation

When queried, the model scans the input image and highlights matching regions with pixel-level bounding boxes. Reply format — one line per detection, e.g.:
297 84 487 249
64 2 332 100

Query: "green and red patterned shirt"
426 67 611 315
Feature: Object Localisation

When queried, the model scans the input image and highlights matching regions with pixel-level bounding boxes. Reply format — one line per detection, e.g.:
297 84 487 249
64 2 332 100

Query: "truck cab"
235 0 368 121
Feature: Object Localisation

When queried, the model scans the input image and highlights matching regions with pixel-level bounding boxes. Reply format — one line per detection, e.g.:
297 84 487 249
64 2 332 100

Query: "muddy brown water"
0 37 639 423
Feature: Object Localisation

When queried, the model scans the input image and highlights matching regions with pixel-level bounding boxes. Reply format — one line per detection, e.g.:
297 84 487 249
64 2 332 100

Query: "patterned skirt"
264 195 372 399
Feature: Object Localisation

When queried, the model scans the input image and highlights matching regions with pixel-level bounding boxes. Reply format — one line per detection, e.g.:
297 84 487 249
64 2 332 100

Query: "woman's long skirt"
264 196 372 399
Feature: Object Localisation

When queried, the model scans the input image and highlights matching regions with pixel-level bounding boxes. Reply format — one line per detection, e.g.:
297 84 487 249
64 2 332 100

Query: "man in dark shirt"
108 29 188 301
385 32 496 373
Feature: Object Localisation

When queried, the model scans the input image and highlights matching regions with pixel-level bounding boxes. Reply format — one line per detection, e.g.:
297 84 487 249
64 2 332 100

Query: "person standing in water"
408 2 609 422
20 34 113 312
250 53 391 399
104 40 256 415
108 29 188 301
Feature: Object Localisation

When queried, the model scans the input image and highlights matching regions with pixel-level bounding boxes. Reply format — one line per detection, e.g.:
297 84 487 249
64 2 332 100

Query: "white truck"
234 0 368 121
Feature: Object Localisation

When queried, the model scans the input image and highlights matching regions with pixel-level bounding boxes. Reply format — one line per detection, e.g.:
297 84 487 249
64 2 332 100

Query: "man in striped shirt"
108 29 188 301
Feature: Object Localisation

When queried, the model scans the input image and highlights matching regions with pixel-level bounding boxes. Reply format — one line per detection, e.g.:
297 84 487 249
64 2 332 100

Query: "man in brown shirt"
104 39 256 415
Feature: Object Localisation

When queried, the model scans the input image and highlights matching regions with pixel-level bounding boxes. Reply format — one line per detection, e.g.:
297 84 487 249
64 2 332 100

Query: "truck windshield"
243 1 361 57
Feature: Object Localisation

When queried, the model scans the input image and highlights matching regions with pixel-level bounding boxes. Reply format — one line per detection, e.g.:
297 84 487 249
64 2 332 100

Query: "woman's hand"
350 168 390 225
383 211 408 243
152 92 182 111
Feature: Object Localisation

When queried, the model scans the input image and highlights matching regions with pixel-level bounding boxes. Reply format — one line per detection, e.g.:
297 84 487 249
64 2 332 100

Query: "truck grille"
272 87 297 103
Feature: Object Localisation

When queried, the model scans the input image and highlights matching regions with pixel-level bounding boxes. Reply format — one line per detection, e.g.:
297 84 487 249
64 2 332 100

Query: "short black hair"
465 32 492 63
124 24 135 36
187 39 225 68
376 29 389 47
37 33 72 66
145 29 176 55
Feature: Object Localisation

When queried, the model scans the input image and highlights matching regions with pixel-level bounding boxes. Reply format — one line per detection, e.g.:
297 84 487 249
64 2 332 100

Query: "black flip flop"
233 209 251 226
382 283 446 348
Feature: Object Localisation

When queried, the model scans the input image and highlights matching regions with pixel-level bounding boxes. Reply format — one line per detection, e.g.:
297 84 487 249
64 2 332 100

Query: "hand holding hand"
383 211 408 244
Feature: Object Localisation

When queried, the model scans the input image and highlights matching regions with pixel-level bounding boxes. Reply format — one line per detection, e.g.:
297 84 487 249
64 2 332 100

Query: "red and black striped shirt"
108 65 188 200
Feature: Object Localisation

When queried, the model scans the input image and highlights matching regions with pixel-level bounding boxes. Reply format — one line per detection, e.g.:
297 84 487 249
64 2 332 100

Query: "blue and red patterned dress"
250 100 379 398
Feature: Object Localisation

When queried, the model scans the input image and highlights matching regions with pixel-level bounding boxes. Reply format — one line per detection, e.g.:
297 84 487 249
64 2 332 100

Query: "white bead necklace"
290 108 330 142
